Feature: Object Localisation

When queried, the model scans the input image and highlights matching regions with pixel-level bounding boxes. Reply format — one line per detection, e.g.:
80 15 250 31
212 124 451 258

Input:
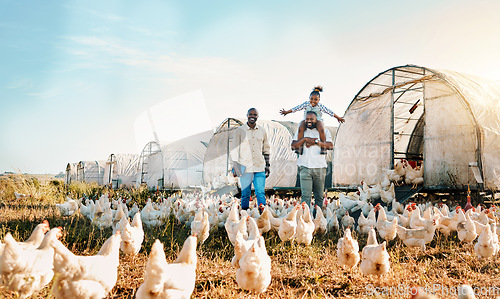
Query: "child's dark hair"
310 86 323 97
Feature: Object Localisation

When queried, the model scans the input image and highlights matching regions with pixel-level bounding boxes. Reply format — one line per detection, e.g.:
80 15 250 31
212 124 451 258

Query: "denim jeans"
240 170 266 209
299 166 326 208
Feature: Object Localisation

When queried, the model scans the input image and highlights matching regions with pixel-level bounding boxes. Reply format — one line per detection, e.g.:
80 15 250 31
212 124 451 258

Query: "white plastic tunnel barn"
102 154 140 188
76 161 106 185
203 118 337 189
136 130 213 189
333 65 500 190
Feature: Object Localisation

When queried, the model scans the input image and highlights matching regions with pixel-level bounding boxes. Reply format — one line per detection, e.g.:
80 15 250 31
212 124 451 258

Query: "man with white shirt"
291 111 333 209
230 108 271 211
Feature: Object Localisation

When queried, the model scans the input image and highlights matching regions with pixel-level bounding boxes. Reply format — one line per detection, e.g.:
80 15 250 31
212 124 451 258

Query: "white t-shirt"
293 127 332 169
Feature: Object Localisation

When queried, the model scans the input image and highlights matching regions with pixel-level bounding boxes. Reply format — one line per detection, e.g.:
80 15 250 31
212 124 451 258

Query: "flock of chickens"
0 159 497 298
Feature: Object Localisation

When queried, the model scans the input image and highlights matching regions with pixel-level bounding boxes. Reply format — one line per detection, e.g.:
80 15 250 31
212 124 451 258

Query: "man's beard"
306 122 316 129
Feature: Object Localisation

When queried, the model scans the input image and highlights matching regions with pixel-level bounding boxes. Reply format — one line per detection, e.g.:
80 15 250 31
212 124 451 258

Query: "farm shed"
203 118 337 188
65 163 78 185
76 161 106 185
136 130 213 189
333 64 500 190
103 154 140 188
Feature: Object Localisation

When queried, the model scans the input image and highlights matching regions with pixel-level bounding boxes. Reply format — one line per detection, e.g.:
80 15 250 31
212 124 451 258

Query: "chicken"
474 224 499 259
295 203 315 245
256 204 272 234
51 231 122 299
380 183 395 204
14 192 28 200
341 211 355 230
396 219 438 251
112 204 127 232
366 226 378 245
225 204 248 245
457 212 477 243
326 208 339 233
14 220 51 250
336 227 360 270
190 209 210 244
136 235 197 299
56 196 79 216
278 206 300 242
357 208 377 235
404 162 424 188
375 204 398 242
360 241 390 276
235 236 271 293
231 217 260 268
386 160 405 185
433 207 459 237
313 205 327 236
391 197 404 215
121 212 144 255
0 227 62 298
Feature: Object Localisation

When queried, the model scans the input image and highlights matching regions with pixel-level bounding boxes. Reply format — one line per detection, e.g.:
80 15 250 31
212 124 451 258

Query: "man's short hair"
247 108 258 114
306 111 317 117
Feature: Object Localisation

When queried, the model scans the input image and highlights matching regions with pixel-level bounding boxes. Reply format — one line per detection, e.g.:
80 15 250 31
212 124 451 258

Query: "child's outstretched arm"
280 101 308 116
318 103 345 123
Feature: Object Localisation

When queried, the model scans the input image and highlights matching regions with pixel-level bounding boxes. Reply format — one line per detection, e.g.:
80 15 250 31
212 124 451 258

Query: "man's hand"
304 137 316 147
263 154 270 178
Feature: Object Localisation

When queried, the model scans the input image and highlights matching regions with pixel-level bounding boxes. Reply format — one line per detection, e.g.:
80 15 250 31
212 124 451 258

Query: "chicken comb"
42 220 49 225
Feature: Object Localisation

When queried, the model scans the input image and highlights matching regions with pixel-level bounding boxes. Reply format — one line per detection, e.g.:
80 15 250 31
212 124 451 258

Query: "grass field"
0 175 499 298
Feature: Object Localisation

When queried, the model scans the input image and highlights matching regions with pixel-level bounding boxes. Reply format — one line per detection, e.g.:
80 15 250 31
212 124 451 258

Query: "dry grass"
0 179 500 298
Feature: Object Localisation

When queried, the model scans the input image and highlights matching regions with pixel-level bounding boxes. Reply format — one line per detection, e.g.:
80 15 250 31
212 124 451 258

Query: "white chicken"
225 204 248 245
256 204 272 235
380 183 395 204
457 212 478 243
404 162 424 188
278 206 300 242
375 204 398 242
396 219 438 251
136 235 198 299
474 224 499 259
341 211 355 230
121 212 144 255
15 220 51 250
295 203 315 245
0 227 62 298
357 208 376 235
360 241 390 276
51 231 122 299
326 208 339 233
313 205 327 236
235 236 272 294
231 217 261 268
336 227 360 270
190 209 210 245
56 196 79 216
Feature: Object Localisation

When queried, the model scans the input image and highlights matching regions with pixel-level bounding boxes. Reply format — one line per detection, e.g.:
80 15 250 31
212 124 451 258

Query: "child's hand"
336 115 345 123
280 109 290 116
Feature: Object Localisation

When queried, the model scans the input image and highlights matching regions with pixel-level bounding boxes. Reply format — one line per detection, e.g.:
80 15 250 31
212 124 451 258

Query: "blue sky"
2 0 500 174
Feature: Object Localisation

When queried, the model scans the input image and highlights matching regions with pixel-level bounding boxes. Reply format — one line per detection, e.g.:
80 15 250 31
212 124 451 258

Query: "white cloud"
6 78 33 90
